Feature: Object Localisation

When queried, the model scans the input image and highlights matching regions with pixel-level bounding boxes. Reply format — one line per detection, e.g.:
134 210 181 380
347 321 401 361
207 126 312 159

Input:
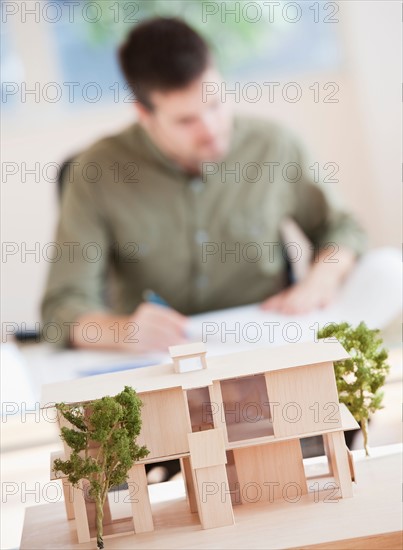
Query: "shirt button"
195 229 208 245
137 243 149 257
195 274 209 289
189 177 204 193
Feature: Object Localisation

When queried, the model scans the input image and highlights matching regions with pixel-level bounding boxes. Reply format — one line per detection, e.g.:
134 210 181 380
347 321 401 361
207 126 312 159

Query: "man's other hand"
260 277 338 315
261 246 356 315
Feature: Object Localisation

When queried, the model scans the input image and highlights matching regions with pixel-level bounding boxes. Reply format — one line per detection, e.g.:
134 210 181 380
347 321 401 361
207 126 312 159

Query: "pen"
143 289 170 307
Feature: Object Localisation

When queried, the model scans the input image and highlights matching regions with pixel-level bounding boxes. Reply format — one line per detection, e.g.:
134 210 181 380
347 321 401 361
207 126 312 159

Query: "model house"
43 339 358 544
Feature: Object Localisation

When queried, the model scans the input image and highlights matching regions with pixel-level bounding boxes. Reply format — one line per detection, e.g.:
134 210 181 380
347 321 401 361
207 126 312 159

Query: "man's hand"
261 276 338 315
127 303 189 353
261 246 356 315
72 303 189 353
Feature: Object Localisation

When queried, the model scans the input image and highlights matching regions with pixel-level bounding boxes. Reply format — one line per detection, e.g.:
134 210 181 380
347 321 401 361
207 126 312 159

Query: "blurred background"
1 2 401 548
2 0 401 328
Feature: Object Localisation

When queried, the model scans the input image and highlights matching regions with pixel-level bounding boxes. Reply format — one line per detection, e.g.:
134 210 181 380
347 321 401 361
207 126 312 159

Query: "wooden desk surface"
21 450 402 550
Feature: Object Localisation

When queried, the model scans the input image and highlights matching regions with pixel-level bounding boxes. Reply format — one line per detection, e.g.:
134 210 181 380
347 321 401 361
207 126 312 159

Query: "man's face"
137 67 233 172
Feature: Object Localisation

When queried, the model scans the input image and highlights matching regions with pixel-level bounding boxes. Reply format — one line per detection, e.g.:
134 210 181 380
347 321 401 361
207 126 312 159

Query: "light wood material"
137 452 190 464
233 440 307 503
323 431 353 498
136 387 191 459
225 418 274 443
169 342 207 358
40 339 358 543
127 463 154 533
50 451 75 520
169 343 208 373
20 450 403 550
225 450 242 506
265 362 341 438
188 429 227 469
193 465 235 529
290 531 403 550
208 381 229 445
72 480 90 543
61 478 75 520
41 340 350 405
180 457 198 513
339 403 360 430
187 429 234 529
223 403 358 450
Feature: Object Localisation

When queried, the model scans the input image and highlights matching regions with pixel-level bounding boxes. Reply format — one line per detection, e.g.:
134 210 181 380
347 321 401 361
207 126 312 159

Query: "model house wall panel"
233 440 307 503
265 362 341 437
188 428 227 469
136 388 191 458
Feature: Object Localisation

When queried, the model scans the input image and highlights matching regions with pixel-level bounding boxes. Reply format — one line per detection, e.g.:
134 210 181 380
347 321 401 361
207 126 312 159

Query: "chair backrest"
57 157 77 200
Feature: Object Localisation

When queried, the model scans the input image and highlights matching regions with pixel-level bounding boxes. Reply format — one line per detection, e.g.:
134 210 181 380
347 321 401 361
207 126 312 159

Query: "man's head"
119 17 233 172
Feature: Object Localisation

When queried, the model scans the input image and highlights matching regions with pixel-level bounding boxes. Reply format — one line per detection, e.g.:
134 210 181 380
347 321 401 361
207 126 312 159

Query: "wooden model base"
21 449 402 550
51 423 356 544
42 341 393 546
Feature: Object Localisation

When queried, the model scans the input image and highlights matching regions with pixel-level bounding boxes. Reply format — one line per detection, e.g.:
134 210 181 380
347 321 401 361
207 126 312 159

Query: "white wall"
2 1 400 327
342 1 401 247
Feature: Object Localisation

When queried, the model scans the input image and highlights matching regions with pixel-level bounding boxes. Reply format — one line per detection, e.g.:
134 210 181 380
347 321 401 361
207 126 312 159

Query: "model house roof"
41 339 349 406
168 342 206 358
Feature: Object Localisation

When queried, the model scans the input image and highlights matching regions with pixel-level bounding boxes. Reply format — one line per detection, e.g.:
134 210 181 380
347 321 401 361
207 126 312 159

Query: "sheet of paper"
187 247 402 354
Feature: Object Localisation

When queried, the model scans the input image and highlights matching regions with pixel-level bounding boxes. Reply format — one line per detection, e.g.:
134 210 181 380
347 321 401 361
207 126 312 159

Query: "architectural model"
43 339 358 544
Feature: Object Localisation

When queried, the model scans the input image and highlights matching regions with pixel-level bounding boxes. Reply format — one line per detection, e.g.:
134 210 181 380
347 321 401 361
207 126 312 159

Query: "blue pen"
143 289 170 307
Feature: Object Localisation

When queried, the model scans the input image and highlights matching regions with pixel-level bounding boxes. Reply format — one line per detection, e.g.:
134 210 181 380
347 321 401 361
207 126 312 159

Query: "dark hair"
119 17 211 110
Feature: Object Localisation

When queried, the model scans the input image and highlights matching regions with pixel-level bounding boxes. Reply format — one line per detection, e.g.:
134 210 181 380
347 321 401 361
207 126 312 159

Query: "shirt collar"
137 123 194 178
136 116 240 181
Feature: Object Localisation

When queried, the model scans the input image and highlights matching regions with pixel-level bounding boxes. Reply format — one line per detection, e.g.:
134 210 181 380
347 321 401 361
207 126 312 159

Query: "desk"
20 447 402 550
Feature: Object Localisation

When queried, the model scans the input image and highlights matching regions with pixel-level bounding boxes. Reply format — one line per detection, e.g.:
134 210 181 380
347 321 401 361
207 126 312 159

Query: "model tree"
318 321 390 456
53 386 149 549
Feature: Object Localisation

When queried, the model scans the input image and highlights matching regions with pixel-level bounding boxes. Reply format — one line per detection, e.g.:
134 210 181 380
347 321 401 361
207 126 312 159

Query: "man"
41 17 366 352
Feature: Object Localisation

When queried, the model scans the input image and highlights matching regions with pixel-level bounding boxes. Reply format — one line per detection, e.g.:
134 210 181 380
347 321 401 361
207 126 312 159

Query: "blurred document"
187 248 401 353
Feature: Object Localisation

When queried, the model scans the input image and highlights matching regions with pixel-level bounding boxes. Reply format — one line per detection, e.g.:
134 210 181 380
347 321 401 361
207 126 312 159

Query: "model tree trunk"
53 386 149 549
95 497 104 549
360 418 369 457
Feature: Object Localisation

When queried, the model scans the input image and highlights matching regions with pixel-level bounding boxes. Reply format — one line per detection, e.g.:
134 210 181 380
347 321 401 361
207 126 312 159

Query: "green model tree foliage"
53 386 149 549
318 322 390 456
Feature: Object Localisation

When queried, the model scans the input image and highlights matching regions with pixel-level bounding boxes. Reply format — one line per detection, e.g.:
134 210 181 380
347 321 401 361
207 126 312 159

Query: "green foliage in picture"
74 0 270 75
318 322 390 456
53 386 149 549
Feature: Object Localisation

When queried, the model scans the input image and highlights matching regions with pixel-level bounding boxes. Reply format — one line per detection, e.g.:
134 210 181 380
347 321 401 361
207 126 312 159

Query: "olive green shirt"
41 116 367 345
